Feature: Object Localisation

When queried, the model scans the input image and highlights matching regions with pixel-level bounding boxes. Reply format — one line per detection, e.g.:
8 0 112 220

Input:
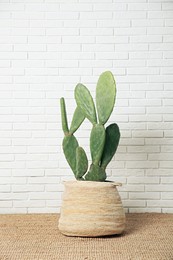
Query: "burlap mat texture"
0 213 173 260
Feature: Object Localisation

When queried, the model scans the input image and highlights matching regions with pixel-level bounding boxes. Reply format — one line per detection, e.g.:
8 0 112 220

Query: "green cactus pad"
75 83 97 124
76 147 88 179
85 164 106 181
96 71 116 125
63 135 79 177
69 107 85 134
60 97 69 135
101 123 120 170
90 124 105 165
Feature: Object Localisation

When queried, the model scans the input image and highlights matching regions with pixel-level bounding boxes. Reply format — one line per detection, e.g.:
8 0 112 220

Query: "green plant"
60 71 120 182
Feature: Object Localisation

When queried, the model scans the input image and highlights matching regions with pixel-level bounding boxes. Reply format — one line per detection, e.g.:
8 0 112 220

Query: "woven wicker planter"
58 181 126 237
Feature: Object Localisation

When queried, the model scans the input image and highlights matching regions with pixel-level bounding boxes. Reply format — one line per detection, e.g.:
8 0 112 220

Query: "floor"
0 213 173 260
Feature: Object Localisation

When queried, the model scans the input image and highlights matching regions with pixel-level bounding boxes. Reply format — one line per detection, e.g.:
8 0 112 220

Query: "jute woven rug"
0 213 173 260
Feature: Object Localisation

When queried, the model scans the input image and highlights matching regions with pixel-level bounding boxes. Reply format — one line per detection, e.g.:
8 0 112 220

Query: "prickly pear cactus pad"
75 83 97 124
90 124 105 165
70 107 85 134
60 71 120 182
96 71 116 125
76 147 88 179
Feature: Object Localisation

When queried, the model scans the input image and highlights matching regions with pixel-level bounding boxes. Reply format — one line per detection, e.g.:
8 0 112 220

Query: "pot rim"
62 180 122 187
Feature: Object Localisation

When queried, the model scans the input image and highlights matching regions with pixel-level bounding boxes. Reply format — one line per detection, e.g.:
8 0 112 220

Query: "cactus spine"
60 71 120 182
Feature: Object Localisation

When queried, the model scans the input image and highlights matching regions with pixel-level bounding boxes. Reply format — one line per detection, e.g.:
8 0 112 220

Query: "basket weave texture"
58 181 126 237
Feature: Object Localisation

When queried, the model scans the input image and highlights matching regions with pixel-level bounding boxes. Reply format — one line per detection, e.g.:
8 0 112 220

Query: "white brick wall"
0 0 173 214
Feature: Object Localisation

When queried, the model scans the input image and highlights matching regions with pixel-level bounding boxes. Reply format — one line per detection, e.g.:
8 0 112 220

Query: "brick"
129 192 160 200
45 12 79 20
0 3 24 11
129 208 161 213
29 192 61 200
145 138 173 145
0 36 27 44
123 185 145 192
97 36 129 44
80 12 111 20
128 3 161 11
89 60 116 68
0 154 14 161
0 185 11 192
81 28 113 36
123 200 146 207
132 19 164 27
13 200 45 208
12 60 45 68
165 19 173 26
113 11 147 19
14 44 46 52
130 83 163 90
146 184 173 192
28 36 61 44
147 200 173 208
160 161 173 169
0 177 26 184
120 138 145 146
0 201 12 208
149 43 173 51
46 28 79 36
162 3 173 10
128 177 160 184
148 11 173 19
130 35 162 43
46 200 62 207
148 27 173 35
60 3 92 11
161 177 173 184
0 60 11 68
93 3 127 11
128 67 159 75
28 177 60 184
0 52 27 60
148 122 173 130
0 123 12 130
12 185 44 192
97 20 130 28
12 169 44 176
83 44 114 52
132 130 163 138
162 209 173 213
64 20 96 28
127 161 159 169
149 153 173 161
62 36 95 44
161 192 173 200
115 27 147 36
115 153 147 161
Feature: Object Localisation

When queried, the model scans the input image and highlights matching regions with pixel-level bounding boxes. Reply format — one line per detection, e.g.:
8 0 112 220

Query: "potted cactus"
58 71 126 237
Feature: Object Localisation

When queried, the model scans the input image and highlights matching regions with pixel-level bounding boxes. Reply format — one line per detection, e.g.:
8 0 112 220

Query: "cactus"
60 98 69 135
60 71 120 182
101 123 120 170
90 124 105 165
70 107 85 134
75 83 97 125
96 71 116 125
85 164 106 182
76 147 88 179
63 135 79 177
